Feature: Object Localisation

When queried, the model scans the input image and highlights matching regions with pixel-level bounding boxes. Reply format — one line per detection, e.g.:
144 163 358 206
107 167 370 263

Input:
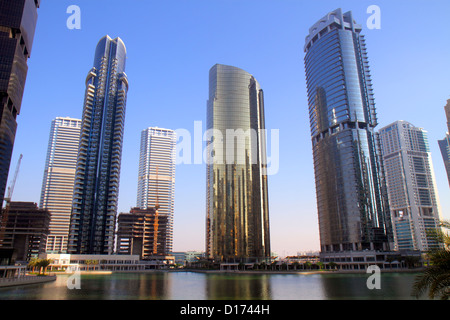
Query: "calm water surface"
0 271 424 300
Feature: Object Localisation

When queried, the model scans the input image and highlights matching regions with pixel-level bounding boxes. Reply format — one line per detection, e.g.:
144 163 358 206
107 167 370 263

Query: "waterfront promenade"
0 275 56 288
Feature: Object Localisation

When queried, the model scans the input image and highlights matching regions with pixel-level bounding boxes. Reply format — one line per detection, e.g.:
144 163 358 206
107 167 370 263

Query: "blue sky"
8 0 450 256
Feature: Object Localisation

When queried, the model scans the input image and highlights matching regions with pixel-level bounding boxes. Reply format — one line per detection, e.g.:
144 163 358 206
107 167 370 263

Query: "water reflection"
319 273 420 300
0 272 423 300
270 274 326 299
206 274 271 299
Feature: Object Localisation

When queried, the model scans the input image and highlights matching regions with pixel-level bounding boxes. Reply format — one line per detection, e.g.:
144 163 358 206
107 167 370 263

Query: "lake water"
0 271 425 300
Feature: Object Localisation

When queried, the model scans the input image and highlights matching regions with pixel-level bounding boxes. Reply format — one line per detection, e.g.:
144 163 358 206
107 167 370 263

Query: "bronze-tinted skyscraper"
206 64 270 262
0 0 39 206
68 36 129 254
304 9 393 260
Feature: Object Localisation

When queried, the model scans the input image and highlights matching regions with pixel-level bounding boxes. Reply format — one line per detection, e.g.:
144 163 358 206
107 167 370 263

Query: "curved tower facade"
68 35 129 254
304 9 393 256
206 64 270 262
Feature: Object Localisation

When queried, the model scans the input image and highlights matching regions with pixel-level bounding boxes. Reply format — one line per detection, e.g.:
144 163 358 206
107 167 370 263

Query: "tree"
328 261 338 270
37 259 52 275
28 257 40 273
412 220 450 300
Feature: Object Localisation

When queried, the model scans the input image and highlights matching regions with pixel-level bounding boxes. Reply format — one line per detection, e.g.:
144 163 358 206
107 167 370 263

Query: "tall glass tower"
206 64 270 262
304 9 393 259
0 0 39 207
379 121 442 252
68 35 129 255
40 117 81 253
137 127 176 254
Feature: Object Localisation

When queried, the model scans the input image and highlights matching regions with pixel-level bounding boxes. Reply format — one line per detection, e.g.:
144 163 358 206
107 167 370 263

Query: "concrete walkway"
0 275 56 288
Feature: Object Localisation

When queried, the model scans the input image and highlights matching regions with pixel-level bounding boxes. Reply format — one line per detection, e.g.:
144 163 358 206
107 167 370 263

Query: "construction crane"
0 154 23 243
153 166 160 255
3 154 23 206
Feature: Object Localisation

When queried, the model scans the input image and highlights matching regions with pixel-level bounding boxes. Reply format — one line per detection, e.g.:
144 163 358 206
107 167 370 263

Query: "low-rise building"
40 253 175 271
0 202 50 261
116 207 170 259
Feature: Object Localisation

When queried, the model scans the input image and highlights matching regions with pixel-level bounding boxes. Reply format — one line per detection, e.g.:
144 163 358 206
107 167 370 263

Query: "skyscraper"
68 35 129 255
206 64 270 262
40 117 81 253
438 100 450 187
304 9 393 260
0 0 39 206
379 121 442 252
136 127 176 254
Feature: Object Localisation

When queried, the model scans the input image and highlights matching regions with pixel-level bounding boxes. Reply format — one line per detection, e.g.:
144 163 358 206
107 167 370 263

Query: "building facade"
40 117 81 253
0 202 50 261
438 99 450 187
0 0 39 206
379 121 442 251
304 9 393 258
68 35 129 255
206 64 270 262
136 127 176 253
438 136 450 187
116 207 170 258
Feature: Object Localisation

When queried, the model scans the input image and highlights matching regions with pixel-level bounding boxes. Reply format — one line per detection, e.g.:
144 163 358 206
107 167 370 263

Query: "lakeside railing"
0 275 56 287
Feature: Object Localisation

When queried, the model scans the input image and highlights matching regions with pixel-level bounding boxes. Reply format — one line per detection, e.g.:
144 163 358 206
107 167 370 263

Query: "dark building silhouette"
0 201 50 261
0 0 40 207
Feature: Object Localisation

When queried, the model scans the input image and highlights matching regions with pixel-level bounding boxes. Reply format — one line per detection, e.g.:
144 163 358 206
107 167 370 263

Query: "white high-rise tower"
137 127 176 253
40 117 81 253
379 120 442 252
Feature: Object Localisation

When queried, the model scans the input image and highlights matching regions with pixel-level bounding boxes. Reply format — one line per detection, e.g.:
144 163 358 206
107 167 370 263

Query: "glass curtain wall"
206 64 270 262
304 9 393 254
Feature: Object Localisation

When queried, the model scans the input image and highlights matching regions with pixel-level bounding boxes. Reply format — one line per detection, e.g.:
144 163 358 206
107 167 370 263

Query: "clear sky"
7 0 450 257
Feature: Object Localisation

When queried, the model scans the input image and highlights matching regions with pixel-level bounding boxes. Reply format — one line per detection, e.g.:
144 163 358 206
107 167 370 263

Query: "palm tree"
36 259 52 275
28 257 40 273
412 220 450 300
328 261 338 270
